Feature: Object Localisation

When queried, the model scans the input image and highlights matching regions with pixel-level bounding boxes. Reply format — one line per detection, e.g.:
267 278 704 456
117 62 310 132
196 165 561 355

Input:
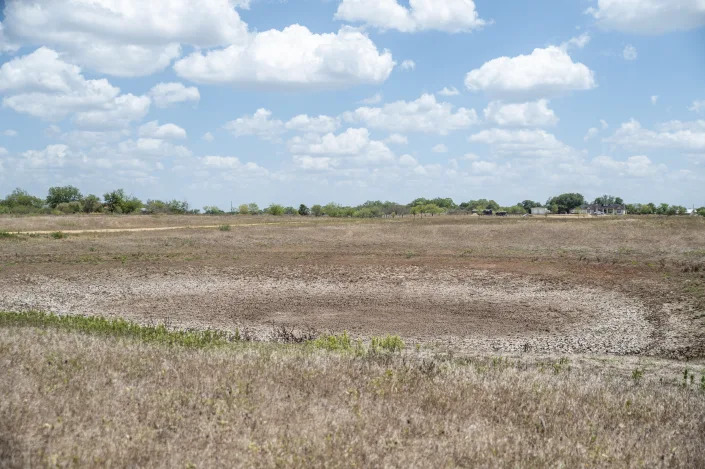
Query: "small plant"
632 368 644 382
311 332 353 352
701 375 705 391
50 231 67 239
371 335 405 354
218 224 231 232
405 251 417 259
552 357 571 375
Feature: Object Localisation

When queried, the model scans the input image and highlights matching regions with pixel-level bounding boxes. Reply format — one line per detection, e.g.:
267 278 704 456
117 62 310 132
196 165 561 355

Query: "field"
2 215 705 467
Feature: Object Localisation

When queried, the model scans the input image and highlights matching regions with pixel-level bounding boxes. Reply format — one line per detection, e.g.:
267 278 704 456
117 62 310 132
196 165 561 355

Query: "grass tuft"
0 311 238 348
218 224 231 232
50 231 67 239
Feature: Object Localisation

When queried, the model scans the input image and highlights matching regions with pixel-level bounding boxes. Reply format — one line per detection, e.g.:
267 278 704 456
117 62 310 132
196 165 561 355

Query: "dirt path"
8 221 312 235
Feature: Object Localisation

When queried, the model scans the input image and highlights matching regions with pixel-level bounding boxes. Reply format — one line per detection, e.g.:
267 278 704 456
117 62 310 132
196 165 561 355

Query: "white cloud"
2 130 18 137
592 155 666 177
386 134 408 145
584 127 600 141
174 26 394 88
483 99 558 127
560 33 591 51
224 109 284 140
606 119 705 152
468 128 576 157
360 93 383 105
20 144 70 168
398 154 417 166
623 45 638 61
601 119 609 130
438 86 460 96
138 121 187 140
149 82 200 108
0 147 7 155
285 115 340 134
343 93 478 135
202 156 269 175
586 0 705 34
0 48 150 128
288 128 395 165
651 95 659 105
116 138 192 159
2 0 249 76
0 22 19 53
335 0 486 33
690 100 705 114
293 155 335 171
432 144 448 153
202 132 215 142
464 46 596 98
470 160 498 174
401 60 416 71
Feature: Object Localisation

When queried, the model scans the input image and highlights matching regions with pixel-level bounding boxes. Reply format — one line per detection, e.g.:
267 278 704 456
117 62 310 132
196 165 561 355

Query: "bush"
46 186 82 208
266 204 285 216
56 201 83 214
371 335 405 353
218 224 231 231
51 231 67 239
203 206 225 215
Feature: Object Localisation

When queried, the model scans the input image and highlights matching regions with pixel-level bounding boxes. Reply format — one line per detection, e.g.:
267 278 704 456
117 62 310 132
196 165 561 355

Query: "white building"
531 207 549 215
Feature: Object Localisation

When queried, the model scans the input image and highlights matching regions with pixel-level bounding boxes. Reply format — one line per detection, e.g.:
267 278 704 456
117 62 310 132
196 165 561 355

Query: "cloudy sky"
0 0 704 208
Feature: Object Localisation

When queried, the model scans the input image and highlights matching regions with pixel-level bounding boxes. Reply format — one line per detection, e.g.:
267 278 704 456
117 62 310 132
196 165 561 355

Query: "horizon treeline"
0 186 703 218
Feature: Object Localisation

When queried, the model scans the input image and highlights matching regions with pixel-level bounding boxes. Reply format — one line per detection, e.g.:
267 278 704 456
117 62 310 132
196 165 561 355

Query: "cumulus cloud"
592 155 666 177
691 100 705 114
386 134 409 145
468 128 576 157
138 121 187 140
202 132 215 142
360 93 383 105
20 144 70 168
606 119 705 152
288 128 395 165
0 48 150 128
285 115 340 134
432 144 448 153
464 46 596 99
400 60 416 71
293 155 335 171
0 146 7 155
0 22 19 53
586 0 705 34
116 138 192 159
651 95 659 105
149 82 200 108
2 0 249 76
585 127 600 141
398 154 417 166
343 94 478 135
623 45 638 61
483 100 558 127
335 0 486 33
174 26 394 88
2 130 18 137
438 86 460 96
560 33 591 51
202 155 269 176
223 109 284 140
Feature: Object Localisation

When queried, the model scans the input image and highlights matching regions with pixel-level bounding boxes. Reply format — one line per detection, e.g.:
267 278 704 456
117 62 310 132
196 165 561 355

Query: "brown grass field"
1 214 705 467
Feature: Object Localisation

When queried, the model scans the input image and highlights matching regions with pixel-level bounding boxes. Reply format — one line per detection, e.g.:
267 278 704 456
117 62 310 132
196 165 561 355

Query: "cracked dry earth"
0 216 703 358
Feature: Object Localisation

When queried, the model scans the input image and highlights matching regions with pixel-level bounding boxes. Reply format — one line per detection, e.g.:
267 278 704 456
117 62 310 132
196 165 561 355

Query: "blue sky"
0 0 704 209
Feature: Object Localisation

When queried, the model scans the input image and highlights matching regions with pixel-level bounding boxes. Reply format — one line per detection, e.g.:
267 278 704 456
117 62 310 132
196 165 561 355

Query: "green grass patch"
0 311 238 348
218 224 231 232
51 231 67 239
371 335 405 353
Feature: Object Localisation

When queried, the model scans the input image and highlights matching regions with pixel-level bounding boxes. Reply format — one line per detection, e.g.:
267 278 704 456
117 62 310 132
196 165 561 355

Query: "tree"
266 204 284 216
3 188 44 209
247 203 260 215
103 189 126 213
546 193 585 214
203 206 224 215
298 204 310 216
311 204 323 217
696 207 705 217
238 204 249 215
46 185 82 208
519 200 541 213
82 195 102 213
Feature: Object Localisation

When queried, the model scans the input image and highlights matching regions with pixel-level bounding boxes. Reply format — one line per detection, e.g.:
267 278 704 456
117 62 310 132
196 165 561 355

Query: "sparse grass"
218 224 231 232
50 231 67 239
0 231 17 239
1 320 704 468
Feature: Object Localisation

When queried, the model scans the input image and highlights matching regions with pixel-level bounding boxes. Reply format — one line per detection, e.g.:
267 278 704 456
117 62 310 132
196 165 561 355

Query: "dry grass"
1 315 705 468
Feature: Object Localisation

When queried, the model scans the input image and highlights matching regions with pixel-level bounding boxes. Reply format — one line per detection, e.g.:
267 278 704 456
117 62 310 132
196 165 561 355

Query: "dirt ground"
1 214 704 359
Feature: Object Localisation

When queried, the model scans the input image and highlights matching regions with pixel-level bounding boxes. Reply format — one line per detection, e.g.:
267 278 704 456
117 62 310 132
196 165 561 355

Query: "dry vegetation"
1 214 705 467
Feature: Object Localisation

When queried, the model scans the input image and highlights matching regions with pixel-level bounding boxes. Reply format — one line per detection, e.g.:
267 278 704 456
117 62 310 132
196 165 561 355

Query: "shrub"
51 231 67 239
218 224 231 232
371 335 405 354
311 332 353 351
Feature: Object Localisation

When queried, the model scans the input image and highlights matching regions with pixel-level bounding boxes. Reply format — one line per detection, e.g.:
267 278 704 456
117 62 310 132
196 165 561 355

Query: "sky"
0 0 704 209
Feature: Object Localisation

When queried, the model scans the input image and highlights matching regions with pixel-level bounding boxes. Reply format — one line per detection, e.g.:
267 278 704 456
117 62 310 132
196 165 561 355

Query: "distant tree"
298 204 310 216
247 203 260 215
546 193 585 214
203 206 225 215
505 205 527 215
424 204 444 216
3 188 44 209
696 207 705 217
82 194 102 213
519 200 542 213
429 197 456 209
46 185 82 208
266 204 285 216
284 206 297 215
656 203 670 215
593 195 624 206
238 204 249 215
311 204 323 217
103 189 126 213
323 202 342 217
122 196 143 214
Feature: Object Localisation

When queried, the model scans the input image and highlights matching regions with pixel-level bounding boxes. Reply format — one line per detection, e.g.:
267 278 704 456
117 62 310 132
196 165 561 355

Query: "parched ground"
1 214 704 358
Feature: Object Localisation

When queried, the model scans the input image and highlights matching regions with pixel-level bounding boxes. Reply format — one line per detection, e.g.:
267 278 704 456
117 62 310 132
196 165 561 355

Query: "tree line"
0 187 703 218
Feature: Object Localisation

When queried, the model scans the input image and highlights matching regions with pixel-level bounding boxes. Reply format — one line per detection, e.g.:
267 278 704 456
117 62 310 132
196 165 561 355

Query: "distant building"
531 207 549 215
584 204 626 215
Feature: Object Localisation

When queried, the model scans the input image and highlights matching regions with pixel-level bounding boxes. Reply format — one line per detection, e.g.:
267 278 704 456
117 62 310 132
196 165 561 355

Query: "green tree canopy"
546 193 585 214
46 186 82 208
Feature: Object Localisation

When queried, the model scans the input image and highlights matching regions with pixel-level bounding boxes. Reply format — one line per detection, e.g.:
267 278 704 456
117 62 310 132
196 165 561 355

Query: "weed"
405 251 417 259
311 332 353 352
272 325 316 343
0 311 240 348
371 335 405 354
51 231 67 239
553 357 571 375
632 368 644 382
218 224 231 232
0 231 18 239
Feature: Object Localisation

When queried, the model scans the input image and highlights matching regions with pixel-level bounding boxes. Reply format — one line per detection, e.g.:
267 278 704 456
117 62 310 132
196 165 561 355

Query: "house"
531 207 549 215
584 204 626 215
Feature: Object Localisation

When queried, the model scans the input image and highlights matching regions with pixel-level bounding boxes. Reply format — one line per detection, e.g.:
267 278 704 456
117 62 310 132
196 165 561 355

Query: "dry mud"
0 264 657 355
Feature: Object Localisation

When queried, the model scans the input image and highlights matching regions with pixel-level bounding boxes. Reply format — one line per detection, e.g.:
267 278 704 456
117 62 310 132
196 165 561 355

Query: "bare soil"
1 215 704 358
